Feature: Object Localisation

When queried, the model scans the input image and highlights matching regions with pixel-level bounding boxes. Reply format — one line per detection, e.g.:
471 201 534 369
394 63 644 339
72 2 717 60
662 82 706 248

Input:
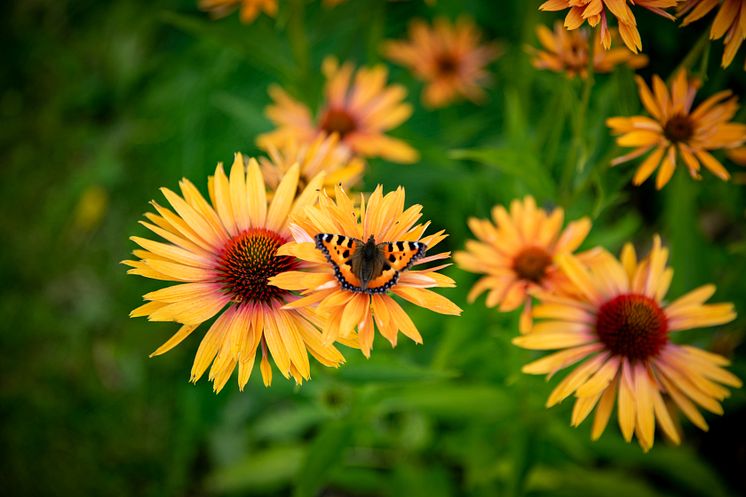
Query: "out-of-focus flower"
382 17 502 108
539 0 677 53
258 57 418 164
606 70 746 189
124 154 348 392
258 133 365 193
199 0 277 23
514 236 741 452
269 185 461 357
530 21 648 78
72 185 108 233
679 0 746 69
455 196 591 333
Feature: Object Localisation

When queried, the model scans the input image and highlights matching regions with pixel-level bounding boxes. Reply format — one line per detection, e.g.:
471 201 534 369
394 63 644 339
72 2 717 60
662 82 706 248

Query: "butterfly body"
315 233 426 294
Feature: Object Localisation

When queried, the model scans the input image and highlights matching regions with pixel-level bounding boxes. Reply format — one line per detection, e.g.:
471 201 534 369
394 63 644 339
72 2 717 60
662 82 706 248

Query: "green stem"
288 0 309 84
560 27 596 204
668 29 709 83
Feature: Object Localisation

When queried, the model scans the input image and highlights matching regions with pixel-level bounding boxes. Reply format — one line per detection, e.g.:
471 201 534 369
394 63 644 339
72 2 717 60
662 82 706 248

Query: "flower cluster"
123 1 744 456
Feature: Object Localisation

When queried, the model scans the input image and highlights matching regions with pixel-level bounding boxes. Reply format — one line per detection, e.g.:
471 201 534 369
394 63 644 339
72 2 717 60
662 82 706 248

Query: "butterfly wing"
362 240 427 293
315 235 427 294
314 234 365 291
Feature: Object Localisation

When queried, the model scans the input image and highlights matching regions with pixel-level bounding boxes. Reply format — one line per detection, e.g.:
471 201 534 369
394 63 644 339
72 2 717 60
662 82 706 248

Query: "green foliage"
1 0 745 496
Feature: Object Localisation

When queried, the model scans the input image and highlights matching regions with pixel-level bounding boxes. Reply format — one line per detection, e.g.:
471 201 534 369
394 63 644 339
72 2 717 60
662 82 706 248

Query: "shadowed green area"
1 0 745 496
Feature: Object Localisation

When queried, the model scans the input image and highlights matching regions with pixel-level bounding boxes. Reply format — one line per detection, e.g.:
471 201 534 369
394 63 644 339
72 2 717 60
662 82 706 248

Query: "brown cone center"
663 114 694 143
513 247 552 284
216 228 297 305
320 108 357 138
596 294 669 361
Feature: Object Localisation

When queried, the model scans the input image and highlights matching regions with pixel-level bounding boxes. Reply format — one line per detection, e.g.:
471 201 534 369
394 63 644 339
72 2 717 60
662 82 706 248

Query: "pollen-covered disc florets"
596 294 668 361
217 227 298 304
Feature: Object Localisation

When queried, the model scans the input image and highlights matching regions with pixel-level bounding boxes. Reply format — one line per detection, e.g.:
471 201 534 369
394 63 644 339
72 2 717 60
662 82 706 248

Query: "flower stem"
560 27 596 204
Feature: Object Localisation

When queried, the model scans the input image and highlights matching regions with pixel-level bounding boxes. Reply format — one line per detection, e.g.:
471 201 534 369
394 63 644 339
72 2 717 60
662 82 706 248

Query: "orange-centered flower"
269 185 461 357
607 70 746 189
679 0 746 69
514 236 741 452
530 21 648 78
539 0 677 53
199 0 277 23
382 17 502 108
258 133 365 193
124 153 348 392
454 196 591 333
258 57 418 164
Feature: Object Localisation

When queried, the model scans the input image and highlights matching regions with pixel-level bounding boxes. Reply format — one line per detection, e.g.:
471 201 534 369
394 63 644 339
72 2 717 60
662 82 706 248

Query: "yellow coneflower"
258 133 365 193
606 70 746 189
679 0 746 69
124 153 349 392
258 57 418 164
539 0 677 53
454 196 591 333
514 236 741 452
382 17 502 108
530 21 648 78
199 0 277 23
269 185 461 357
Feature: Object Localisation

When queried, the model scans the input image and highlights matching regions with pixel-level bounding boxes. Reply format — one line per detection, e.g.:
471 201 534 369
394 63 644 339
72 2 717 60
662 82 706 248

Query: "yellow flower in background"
455 196 591 333
539 0 677 53
607 70 746 189
124 154 348 392
199 0 277 23
514 236 741 452
382 17 502 108
269 185 461 357
530 21 648 78
258 133 365 193
679 0 746 69
258 57 418 164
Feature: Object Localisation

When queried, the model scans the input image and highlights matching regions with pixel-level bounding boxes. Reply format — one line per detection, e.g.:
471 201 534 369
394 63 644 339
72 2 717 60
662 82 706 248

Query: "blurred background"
2 0 745 496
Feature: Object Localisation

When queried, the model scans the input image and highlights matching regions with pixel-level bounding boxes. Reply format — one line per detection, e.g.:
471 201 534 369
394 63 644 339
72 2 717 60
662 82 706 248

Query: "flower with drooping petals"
455 196 592 333
258 57 418 164
258 133 365 193
269 185 461 357
606 70 746 189
679 0 746 69
514 236 741 452
124 153 349 392
382 17 502 108
199 0 277 23
530 21 648 78
539 0 677 53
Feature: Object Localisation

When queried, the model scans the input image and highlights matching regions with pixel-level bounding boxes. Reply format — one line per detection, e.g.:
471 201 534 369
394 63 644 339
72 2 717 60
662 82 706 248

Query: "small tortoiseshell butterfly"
315 234 427 294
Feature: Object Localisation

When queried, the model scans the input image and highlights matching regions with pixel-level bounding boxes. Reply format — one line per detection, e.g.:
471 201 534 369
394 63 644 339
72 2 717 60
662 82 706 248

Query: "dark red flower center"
663 113 694 143
435 54 459 75
320 108 357 138
513 247 552 284
596 294 668 361
216 228 298 305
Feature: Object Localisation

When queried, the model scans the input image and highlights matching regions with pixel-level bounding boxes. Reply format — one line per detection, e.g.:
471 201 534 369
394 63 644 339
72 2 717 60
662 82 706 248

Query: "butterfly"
314 233 427 294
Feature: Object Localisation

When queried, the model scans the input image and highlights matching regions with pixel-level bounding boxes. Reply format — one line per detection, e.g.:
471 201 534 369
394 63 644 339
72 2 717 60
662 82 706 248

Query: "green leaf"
376 383 513 420
450 147 556 200
206 445 305 493
293 419 354 497
335 357 457 383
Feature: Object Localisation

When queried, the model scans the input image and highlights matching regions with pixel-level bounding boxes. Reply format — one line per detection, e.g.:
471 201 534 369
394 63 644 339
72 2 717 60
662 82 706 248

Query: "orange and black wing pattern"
315 233 366 291
362 240 427 293
315 234 427 294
